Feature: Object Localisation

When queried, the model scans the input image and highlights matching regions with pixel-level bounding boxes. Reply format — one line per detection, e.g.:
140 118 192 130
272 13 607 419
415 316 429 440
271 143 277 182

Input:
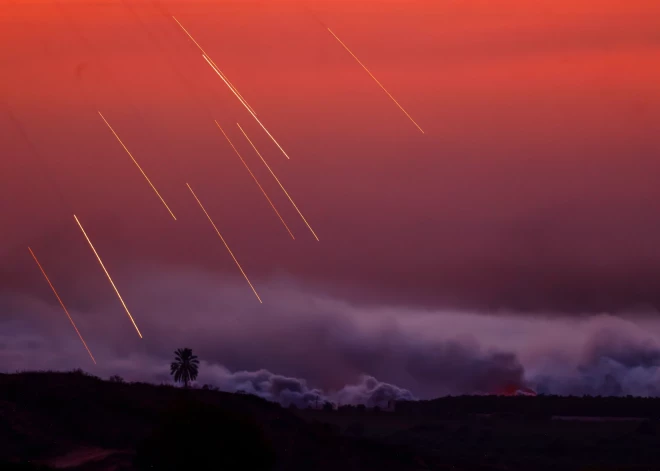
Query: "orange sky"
1 0 660 312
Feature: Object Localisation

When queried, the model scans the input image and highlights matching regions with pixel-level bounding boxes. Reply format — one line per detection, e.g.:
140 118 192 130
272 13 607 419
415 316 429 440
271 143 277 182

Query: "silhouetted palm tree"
170 348 199 388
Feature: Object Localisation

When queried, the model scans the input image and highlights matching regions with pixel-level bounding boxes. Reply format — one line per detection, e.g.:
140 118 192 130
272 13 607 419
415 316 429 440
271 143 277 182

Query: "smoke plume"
2 266 660 403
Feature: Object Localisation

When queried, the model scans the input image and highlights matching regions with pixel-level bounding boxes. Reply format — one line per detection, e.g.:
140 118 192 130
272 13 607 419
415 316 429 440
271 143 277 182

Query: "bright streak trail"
171 16 257 116
202 56 256 117
28 247 97 364
214 121 295 240
326 28 425 134
236 123 319 241
202 54 291 160
186 183 263 303
98 111 177 221
73 215 143 338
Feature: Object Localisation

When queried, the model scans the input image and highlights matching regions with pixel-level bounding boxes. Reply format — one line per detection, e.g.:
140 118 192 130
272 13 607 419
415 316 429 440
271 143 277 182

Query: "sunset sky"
1 0 660 403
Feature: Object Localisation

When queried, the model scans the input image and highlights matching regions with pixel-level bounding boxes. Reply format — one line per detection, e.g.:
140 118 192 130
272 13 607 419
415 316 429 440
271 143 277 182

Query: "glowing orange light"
98 111 177 221
73 215 143 338
236 123 319 241
202 55 291 160
186 183 263 303
28 247 97 364
214 121 295 240
326 28 424 134
171 16 257 116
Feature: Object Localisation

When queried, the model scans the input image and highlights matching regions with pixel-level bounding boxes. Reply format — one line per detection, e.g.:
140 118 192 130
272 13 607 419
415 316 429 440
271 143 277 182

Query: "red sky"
1 0 660 313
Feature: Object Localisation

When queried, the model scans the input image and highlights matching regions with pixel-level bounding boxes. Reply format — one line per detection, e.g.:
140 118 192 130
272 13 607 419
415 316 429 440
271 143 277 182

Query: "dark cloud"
331 329 526 397
585 330 660 369
3 267 660 402
406 345 524 396
531 326 660 397
0 267 528 400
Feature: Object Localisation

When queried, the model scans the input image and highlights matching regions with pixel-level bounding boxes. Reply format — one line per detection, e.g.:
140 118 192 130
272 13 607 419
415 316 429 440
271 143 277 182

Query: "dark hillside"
0 371 418 471
4 372 660 470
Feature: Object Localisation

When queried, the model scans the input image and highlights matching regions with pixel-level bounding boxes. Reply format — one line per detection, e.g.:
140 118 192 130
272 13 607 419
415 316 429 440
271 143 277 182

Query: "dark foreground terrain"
3 372 660 470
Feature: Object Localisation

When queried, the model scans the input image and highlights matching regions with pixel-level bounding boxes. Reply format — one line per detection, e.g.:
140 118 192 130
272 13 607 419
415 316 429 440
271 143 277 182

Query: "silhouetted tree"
109 375 124 383
170 348 199 388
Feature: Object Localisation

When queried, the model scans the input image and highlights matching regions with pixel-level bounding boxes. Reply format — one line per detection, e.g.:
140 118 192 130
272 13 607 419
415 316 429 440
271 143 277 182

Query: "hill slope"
0 371 417 470
4 372 660 470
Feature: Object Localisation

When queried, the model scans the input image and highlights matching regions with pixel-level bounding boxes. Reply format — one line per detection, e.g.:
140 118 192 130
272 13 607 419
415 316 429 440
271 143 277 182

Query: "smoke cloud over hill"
2 267 660 404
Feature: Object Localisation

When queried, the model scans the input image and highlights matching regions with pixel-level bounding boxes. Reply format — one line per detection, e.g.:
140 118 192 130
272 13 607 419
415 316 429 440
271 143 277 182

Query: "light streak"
28 247 97 364
236 123 319 241
98 111 177 221
73 215 143 338
171 16 257 116
202 56 256 116
214 121 295 240
326 28 424 134
202 54 291 160
186 183 263 303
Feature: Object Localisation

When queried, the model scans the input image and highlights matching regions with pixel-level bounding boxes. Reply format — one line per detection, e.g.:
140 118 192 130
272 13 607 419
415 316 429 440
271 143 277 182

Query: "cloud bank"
3 267 660 405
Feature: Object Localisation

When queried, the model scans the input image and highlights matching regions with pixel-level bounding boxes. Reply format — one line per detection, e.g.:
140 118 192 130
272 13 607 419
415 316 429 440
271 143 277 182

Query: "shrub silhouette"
135 400 276 470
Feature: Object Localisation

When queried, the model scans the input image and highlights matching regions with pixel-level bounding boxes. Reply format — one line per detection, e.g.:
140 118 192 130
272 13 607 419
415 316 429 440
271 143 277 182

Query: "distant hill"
3 371 660 470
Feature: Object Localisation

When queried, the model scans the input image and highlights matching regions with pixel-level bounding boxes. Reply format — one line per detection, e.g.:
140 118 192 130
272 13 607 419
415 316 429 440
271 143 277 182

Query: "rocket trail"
206 58 258 115
214 121 296 240
202 54 291 160
236 123 319 241
326 28 425 134
171 16 257 116
73 215 143 338
97 111 177 221
171 16 290 159
28 247 97 364
186 183 263 303
201 56 256 117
